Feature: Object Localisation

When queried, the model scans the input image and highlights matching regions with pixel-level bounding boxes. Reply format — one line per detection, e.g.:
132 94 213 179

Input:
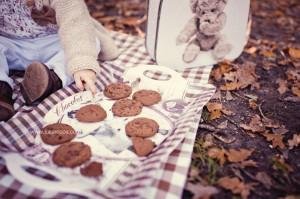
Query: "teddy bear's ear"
190 0 199 13
217 0 228 11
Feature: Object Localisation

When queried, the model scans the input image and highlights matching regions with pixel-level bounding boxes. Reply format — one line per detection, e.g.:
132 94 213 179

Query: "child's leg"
0 35 56 107
0 36 39 71
21 34 74 105
0 38 21 87
20 33 101 105
1 33 101 105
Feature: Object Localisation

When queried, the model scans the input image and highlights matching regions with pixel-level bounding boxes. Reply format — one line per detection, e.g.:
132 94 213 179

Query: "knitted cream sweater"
35 0 120 75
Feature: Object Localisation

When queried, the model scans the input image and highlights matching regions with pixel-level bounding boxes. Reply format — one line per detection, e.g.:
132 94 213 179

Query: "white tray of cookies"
3 65 190 195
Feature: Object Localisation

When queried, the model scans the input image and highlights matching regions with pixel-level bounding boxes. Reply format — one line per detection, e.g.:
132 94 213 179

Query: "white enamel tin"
146 0 251 70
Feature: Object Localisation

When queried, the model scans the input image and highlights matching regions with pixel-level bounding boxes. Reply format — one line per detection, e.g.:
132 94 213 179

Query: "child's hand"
74 69 97 95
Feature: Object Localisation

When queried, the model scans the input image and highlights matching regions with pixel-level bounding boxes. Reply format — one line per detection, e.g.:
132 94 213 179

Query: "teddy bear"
176 0 232 63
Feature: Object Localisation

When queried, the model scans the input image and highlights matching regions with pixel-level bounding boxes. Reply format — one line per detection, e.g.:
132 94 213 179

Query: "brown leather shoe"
0 81 14 121
21 62 62 105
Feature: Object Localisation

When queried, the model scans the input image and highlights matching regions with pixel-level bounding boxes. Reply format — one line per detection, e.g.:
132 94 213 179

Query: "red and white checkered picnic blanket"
0 32 215 199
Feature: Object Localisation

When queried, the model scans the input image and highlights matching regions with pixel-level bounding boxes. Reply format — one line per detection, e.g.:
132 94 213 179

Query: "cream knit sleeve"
51 0 100 75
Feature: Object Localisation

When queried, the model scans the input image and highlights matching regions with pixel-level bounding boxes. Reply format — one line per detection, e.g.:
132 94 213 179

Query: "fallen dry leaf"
292 86 300 97
244 46 258 54
288 134 300 149
286 68 300 81
240 115 265 133
261 50 275 58
288 47 300 59
187 182 219 199
263 133 285 149
278 58 289 66
276 79 288 95
211 62 233 81
208 147 255 166
206 103 223 120
206 103 223 112
217 177 254 199
249 99 258 110
255 172 272 189
210 110 222 120
226 149 254 163
220 63 258 91
207 147 226 166
218 176 240 190
220 83 239 91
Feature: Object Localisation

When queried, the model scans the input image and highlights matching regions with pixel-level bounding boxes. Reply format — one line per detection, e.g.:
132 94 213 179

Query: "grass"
191 137 219 185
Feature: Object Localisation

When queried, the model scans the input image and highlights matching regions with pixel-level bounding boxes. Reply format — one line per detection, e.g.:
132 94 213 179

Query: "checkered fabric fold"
0 32 215 199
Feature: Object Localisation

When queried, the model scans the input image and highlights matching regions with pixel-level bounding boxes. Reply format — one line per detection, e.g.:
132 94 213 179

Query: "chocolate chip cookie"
104 83 132 100
132 90 161 106
125 117 159 138
112 99 143 117
40 123 77 145
52 142 91 168
76 104 107 123
80 161 103 177
132 137 155 157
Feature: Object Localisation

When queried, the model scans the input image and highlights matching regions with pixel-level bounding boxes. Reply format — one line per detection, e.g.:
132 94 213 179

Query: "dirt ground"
86 0 300 198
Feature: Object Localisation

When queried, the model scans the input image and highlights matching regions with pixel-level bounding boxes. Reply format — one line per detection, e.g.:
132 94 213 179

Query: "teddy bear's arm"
176 17 197 45
214 12 226 31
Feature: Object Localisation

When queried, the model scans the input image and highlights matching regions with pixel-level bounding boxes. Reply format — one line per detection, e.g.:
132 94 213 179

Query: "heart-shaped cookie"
132 137 155 157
